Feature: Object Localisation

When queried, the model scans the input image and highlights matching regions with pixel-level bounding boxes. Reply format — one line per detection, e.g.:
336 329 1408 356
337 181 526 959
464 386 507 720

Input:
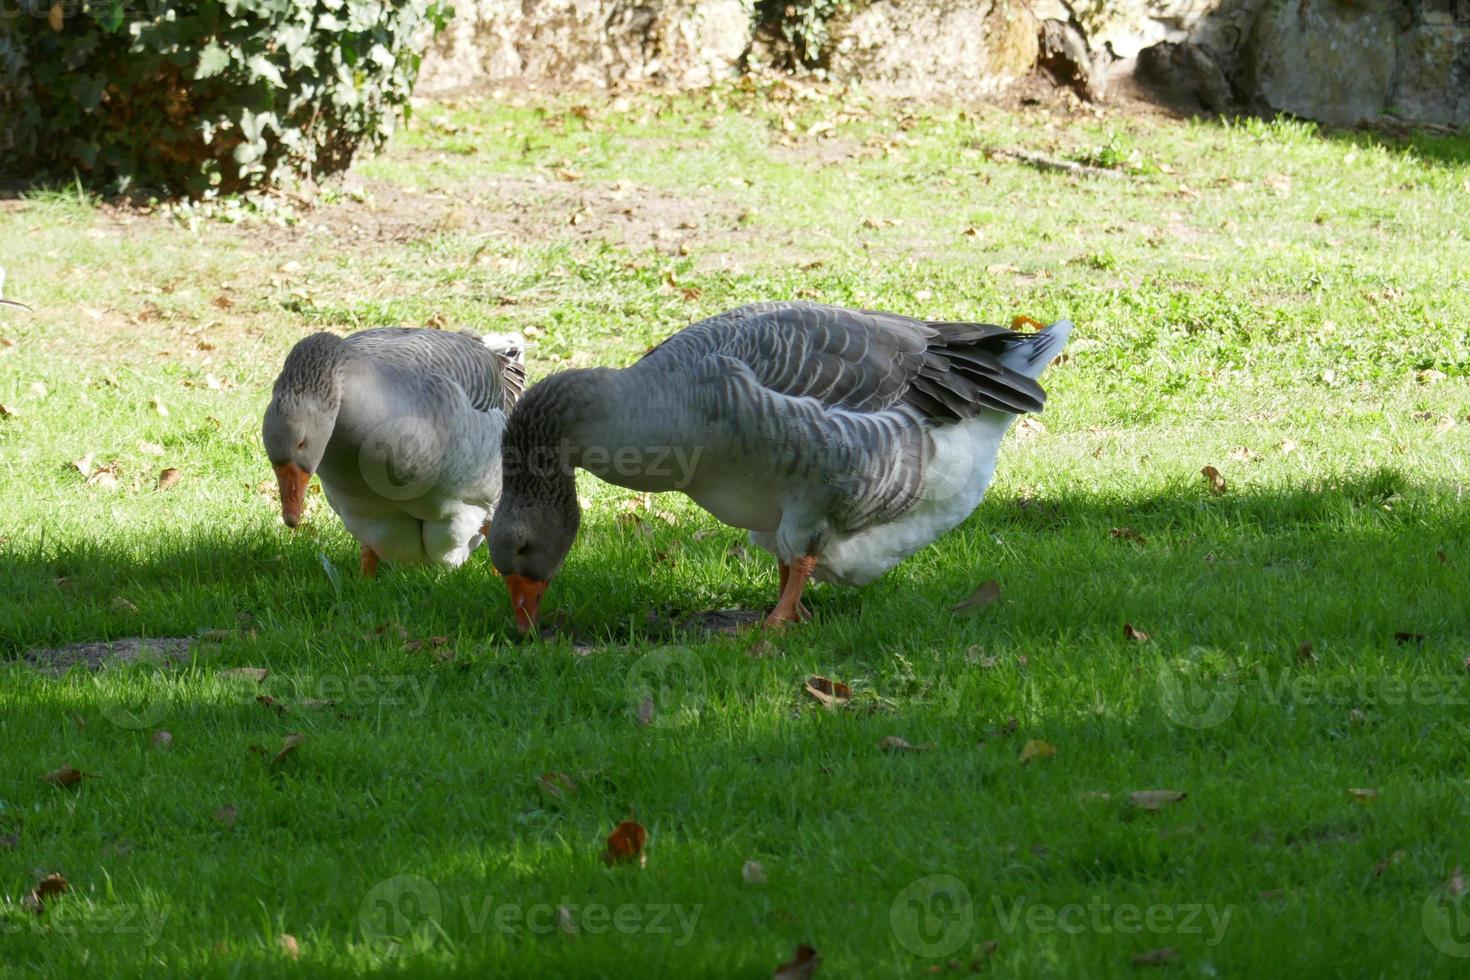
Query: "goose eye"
297 439 307 451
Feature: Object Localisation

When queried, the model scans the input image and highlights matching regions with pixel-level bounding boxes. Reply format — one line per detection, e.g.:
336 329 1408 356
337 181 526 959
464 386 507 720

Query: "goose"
489 301 1071 632
262 328 524 575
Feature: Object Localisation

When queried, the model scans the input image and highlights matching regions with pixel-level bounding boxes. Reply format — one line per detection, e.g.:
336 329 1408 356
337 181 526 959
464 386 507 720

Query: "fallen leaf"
213 805 238 829
1129 790 1187 810
151 730 173 749
1015 417 1047 439
1348 787 1379 802
743 859 767 885
1451 866 1466 897
1109 527 1145 544
29 381 48 398
602 817 648 867
219 667 268 683
803 675 852 707
636 696 655 727
692 528 719 542
72 453 95 478
1278 438 1298 455
556 904 577 934
1228 445 1254 463
138 440 165 456
150 395 168 417
269 733 304 766
1438 550 1449 565
1123 623 1150 644
1131 947 1178 966
1393 631 1425 645
110 596 139 614
403 635 449 652
41 766 87 788
879 735 932 753
22 873 69 914
966 646 998 668
1373 849 1407 876
952 579 1001 614
539 771 578 800
773 943 820 980
1019 740 1056 764
1297 641 1317 664
1201 465 1227 494
279 934 300 959
256 694 286 716
0 403 17 419
156 467 182 491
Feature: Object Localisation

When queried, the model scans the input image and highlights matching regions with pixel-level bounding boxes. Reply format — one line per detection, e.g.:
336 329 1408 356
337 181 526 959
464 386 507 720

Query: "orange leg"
766 555 817 627
360 542 379 579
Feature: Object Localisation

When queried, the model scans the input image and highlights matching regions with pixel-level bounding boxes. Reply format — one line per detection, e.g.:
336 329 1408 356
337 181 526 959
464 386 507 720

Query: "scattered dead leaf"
256 694 286 716
803 675 853 707
1394 631 1425 646
1201 465 1227 495
110 596 139 614
156 467 182 491
151 395 168 417
1451 866 1466 897
22 873 69 914
952 579 1001 614
1348 787 1379 802
773 943 821 980
213 805 238 829
879 735 932 753
1129 790 1187 810
636 696 655 727
279 934 300 959
41 766 87 788
1297 641 1317 664
557 904 577 934
269 733 304 766
1373 850 1407 876
1019 740 1056 764
602 816 648 867
151 730 173 749
743 859 768 885
1109 527 1145 544
1131 947 1178 966
539 771 578 800
1123 623 1150 644
1015 417 1046 439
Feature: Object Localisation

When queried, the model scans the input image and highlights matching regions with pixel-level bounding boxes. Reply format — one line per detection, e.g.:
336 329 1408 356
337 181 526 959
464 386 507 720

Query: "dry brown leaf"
219 667 268 683
256 694 286 716
213 805 238 829
803 675 853 707
879 735 932 753
1348 787 1379 802
1015 417 1047 439
1109 527 1145 544
1373 850 1406 877
773 943 821 980
1394 631 1425 646
270 733 304 766
151 395 168 417
1019 740 1056 764
41 766 87 788
743 859 767 885
0 403 17 419
1297 641 1317 664
23 873 69 914
279 934 300 959
602 817 648 867
952 579 1001 614
151 730 173 749
539 771 577 800
156 467 182 491
1129 790 1187 810
1201 465 1227 495
110 596 139 614
636 696 656 727
1131 947 1178 966
1123 623 1150 644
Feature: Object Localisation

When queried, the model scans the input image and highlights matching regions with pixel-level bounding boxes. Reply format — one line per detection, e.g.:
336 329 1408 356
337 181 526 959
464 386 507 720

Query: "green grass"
2 80 1470 976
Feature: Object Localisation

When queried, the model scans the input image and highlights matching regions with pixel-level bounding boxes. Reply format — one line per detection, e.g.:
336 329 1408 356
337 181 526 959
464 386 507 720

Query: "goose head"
262 334 346 527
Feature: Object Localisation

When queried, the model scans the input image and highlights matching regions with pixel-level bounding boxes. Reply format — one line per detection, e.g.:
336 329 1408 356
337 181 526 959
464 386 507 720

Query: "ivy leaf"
246 55 284 87
196 42 231 80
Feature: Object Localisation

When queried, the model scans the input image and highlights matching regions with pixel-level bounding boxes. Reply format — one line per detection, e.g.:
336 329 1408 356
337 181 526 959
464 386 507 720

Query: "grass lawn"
2 79 1470 976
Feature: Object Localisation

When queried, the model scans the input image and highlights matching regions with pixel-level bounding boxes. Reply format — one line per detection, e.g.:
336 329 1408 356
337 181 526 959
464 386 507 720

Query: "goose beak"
273 462 310 528
505 574 548 634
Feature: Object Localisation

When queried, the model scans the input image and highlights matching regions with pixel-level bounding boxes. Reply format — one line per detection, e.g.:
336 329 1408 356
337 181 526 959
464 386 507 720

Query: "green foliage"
754 0 856 66
0 0 451 197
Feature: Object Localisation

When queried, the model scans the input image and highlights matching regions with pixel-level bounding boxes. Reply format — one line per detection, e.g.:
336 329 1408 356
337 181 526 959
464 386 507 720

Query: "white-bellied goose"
263 328 524 575
490 302 1070 630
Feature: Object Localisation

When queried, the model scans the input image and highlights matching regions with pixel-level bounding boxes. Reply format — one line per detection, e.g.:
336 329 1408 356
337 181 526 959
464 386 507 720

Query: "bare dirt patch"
24 636 196 675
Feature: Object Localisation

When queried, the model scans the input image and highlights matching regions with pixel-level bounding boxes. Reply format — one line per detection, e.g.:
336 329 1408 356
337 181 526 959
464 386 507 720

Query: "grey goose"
489 301 1071 631
263 328 524 575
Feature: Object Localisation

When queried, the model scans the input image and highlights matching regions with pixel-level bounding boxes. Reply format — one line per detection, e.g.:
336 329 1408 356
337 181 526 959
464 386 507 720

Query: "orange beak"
505 574 548 634
273 462 310 528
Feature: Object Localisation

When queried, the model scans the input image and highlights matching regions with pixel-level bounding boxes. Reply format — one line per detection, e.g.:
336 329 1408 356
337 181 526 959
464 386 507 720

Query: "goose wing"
345 328 524 414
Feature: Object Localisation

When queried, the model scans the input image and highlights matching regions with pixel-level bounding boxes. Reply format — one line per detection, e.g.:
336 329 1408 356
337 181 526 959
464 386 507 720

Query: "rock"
1135 40 1235 111
1389 21 1470 127
1243 0 1399 124
826 0 1038 96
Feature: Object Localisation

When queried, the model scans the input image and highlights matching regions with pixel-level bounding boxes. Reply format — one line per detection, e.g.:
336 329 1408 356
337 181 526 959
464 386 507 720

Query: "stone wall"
415 0 1470 128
